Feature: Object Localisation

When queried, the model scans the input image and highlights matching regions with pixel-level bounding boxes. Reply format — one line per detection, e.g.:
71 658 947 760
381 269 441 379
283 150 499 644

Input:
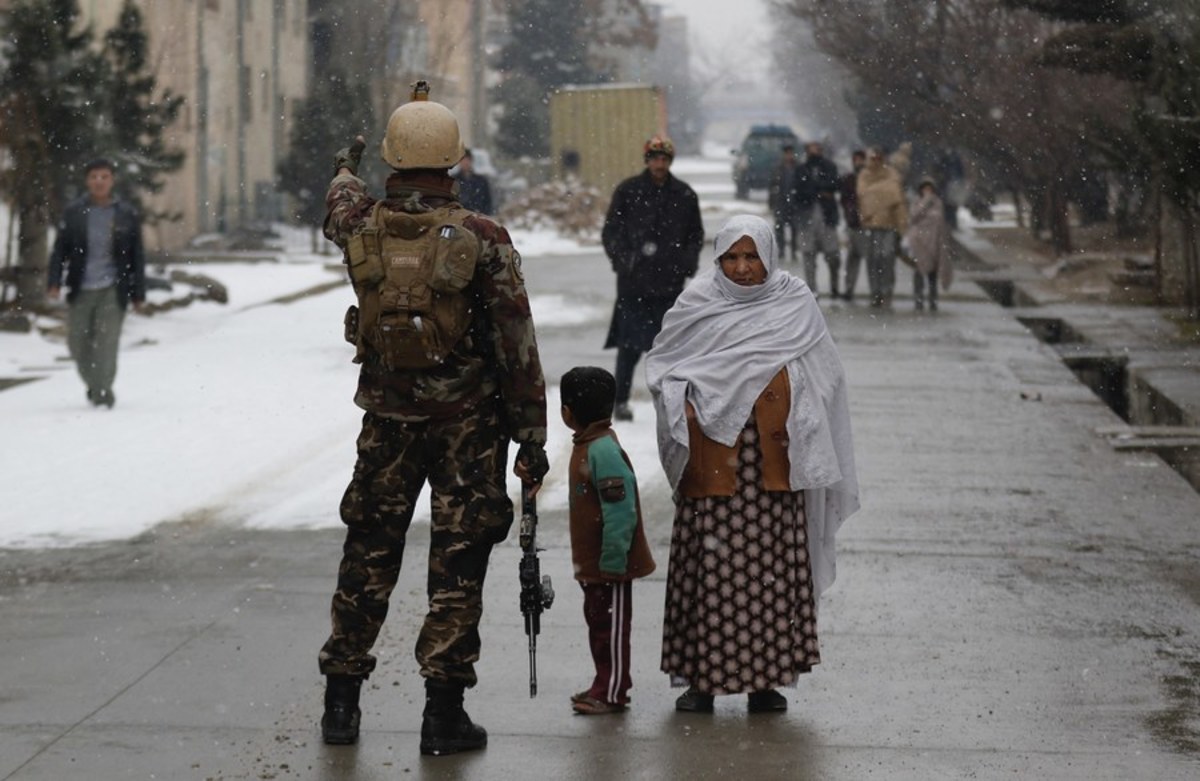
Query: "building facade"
80 0 309 250
309 0 488 150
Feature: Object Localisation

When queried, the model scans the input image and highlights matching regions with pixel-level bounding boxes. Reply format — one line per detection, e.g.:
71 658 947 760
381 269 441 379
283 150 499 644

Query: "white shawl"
645 215 859 596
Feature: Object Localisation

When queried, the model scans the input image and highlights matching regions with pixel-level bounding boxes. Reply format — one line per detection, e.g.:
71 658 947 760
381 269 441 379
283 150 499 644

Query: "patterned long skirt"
660 420 820 695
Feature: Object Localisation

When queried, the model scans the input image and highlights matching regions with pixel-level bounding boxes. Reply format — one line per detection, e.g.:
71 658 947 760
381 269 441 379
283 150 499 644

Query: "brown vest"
678 369 792 498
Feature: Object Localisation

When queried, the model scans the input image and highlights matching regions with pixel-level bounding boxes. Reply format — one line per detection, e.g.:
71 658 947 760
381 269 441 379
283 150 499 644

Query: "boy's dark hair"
84 158 115 175
561 366 616 426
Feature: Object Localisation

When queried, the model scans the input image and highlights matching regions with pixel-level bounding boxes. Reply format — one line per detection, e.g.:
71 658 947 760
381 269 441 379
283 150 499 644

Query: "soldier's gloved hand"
514 441 550 486
334 135 366 176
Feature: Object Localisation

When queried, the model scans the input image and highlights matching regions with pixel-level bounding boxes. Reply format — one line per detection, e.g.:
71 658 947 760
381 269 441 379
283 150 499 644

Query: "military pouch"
427 224 480 293
346 229 384 287
343 305 359 345
373 310 453 368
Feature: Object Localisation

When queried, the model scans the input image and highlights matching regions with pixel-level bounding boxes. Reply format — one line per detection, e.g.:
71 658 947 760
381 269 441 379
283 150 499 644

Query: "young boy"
560 367 656 715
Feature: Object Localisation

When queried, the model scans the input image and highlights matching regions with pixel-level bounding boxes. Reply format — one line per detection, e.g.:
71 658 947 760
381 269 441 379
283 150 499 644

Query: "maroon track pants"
581 580 634 705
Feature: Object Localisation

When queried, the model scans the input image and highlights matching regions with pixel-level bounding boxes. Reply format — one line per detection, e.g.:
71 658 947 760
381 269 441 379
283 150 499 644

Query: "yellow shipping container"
550 84 666 195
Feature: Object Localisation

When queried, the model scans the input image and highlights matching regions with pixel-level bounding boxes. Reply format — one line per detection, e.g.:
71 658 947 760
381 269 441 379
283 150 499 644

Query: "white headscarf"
645 214 859 596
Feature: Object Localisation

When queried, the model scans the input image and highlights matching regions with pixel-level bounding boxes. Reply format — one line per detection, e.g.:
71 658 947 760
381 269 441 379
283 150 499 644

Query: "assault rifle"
518 487 554 697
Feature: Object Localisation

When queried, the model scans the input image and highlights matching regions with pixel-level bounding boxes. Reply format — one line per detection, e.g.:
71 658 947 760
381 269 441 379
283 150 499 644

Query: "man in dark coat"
453 148 493 215
768 144 802 261
47 158 145 408
797 141 841 297
601 136 704 421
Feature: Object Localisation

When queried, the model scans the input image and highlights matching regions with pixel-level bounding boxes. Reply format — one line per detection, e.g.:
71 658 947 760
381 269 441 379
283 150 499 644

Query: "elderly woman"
905 178 954 311
646 215 858 714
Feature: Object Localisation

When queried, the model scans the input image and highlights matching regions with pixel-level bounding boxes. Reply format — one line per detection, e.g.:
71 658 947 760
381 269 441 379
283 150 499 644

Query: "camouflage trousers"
318 401 513 687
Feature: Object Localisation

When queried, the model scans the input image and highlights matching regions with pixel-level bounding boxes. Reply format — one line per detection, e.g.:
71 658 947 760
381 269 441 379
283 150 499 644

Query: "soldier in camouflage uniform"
318 83 549 757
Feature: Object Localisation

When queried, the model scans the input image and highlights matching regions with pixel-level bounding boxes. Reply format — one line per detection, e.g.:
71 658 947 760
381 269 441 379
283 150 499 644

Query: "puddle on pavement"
1146 657 1200 756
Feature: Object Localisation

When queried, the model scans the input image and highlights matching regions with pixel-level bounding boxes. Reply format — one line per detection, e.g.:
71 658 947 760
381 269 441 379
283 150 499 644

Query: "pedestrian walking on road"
798 141 841 298
452 147 494 215
768 144 802 261
47 158 146 408
857 147 908 308
905 178 954 311
646 215 858 714
560 366 656 716
317 82 549 757
839 149 868 301
602 135 704 423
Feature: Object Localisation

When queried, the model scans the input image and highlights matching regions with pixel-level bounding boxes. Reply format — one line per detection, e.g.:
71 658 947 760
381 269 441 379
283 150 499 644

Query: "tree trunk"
1029 181 1046 237
15 200 49 312
1048 177 1072 255
1153 179 1164 306
1013 189 1025 229
1182 208 1199 321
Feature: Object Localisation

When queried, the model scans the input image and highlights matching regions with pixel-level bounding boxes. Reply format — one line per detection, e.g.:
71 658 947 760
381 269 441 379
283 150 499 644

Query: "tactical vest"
343 202 481 370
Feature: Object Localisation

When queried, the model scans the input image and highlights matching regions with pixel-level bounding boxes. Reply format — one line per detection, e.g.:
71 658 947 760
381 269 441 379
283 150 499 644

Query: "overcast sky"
655 0 773 75
655 0 770 39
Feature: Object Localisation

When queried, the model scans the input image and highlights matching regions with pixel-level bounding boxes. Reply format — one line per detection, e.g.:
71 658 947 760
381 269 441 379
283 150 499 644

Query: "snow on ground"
954 200 1019 255
671 154 733 177
0 153 740 549
690 182 738 196
0 223 659 548
507 228 597 257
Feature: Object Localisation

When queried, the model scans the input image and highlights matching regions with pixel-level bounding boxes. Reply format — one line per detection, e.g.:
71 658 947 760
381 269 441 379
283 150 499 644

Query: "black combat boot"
321 674 364 745
419 679 487 756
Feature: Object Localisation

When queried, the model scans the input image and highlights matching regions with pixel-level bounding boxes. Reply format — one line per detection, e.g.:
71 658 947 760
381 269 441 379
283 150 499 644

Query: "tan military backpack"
343 202 481 369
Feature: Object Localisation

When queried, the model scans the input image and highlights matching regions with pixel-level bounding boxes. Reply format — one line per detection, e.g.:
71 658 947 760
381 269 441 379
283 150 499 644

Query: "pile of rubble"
500 177 608 241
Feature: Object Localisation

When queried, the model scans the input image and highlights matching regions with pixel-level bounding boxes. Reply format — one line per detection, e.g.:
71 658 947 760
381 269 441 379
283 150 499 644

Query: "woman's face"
718 236 768 286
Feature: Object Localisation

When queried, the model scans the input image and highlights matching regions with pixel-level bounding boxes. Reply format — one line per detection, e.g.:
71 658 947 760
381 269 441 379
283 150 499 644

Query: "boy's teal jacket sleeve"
586 437 639 576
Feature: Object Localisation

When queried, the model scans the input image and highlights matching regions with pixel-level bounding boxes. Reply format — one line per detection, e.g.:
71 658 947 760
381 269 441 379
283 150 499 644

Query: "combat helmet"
380 81 465 170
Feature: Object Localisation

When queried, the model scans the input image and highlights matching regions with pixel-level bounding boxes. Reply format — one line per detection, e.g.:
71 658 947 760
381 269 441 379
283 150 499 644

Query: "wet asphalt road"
2 168 1199 780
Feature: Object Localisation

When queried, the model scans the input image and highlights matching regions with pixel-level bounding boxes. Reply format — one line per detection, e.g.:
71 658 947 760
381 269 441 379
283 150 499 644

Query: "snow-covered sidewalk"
0 226 652 548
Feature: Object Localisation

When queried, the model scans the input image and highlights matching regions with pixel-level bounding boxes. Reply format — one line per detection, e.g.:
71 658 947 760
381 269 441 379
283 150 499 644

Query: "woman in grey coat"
904 179 954 311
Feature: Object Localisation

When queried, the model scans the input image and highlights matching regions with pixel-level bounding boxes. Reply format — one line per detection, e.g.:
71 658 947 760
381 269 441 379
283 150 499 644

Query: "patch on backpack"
389 254 421 269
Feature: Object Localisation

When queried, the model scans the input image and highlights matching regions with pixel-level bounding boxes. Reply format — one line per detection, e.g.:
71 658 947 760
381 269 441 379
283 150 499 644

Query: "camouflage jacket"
325 171 547 445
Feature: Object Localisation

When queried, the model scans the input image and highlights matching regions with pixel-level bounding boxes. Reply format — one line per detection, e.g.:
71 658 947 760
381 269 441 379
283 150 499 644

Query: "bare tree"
774 0 1139 253
1005 0 1200 315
